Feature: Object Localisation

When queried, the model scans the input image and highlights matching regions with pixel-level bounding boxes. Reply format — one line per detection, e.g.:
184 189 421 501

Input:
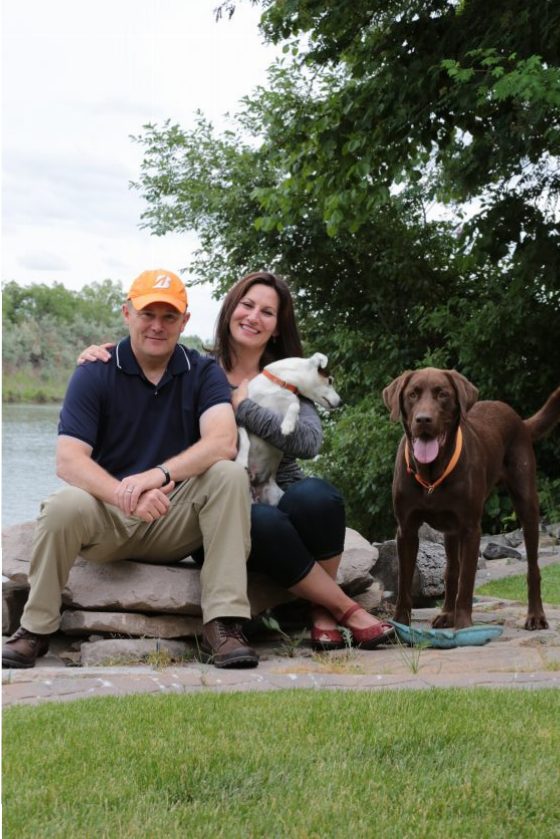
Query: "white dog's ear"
310 353 328 369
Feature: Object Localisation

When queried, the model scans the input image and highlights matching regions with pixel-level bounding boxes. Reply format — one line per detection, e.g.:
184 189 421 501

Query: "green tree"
258 0 560 232
2 279 124 325
2 280 78 324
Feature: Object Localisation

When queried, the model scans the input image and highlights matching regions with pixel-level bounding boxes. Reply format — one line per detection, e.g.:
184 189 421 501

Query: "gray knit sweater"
235 396 323 490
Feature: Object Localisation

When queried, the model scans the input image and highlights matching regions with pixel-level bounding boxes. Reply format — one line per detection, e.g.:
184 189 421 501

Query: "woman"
78 271 393 650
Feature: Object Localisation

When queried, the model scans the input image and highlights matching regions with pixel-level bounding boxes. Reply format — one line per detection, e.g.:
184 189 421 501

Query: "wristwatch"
156 464 171 486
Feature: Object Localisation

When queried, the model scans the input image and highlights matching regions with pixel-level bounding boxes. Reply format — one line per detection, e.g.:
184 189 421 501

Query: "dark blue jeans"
193 477 346 589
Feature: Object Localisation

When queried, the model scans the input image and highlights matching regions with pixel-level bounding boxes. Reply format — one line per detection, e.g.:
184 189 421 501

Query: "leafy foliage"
259 0 560 227
2 279 124 326
309 400 403 538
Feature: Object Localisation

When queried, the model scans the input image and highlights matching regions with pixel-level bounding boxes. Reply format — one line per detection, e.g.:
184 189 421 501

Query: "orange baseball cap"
127 269 188 313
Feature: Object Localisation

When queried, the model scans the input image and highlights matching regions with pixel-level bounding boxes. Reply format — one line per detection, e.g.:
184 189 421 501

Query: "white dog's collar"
262 368 299 395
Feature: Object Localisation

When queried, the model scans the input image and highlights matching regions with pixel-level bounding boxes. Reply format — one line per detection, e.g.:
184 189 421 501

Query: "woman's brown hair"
211 271 303 372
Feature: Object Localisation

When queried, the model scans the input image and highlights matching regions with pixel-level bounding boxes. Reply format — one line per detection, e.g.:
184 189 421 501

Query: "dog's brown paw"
432 612 456 629
524 614 549 631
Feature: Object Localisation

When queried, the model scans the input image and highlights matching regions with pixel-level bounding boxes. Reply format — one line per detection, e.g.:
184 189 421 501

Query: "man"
2 269 258 669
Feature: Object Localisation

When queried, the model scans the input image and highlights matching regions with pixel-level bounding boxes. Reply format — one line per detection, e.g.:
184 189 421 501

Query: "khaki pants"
21 461 252 634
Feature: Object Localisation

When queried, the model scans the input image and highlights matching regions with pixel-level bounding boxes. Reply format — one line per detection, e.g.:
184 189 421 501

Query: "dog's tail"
524 387 560 441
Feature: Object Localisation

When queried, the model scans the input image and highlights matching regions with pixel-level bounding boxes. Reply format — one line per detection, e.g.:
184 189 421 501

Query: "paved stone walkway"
4 590 560 706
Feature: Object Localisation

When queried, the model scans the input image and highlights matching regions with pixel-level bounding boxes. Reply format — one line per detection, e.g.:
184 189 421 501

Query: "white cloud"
18 251 70 271
2 0 278 338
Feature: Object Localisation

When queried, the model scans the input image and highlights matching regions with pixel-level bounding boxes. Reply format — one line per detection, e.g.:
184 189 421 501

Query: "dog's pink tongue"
413 438 439 464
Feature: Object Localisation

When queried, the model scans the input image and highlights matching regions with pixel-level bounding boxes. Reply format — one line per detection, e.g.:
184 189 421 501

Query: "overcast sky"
2 0 276 339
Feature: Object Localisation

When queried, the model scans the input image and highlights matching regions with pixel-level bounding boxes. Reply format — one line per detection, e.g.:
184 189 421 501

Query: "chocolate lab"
383 368 560 630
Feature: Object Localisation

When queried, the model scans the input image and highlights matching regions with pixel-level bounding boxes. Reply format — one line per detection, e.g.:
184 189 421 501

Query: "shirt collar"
115 337 192 376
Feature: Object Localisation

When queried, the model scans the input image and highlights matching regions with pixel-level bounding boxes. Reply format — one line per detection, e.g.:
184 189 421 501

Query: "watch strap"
156 464 171 486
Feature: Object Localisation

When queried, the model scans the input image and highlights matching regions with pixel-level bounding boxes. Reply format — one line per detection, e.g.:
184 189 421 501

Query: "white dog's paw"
281 402 300 435
281 417 296 434
257 481 285 506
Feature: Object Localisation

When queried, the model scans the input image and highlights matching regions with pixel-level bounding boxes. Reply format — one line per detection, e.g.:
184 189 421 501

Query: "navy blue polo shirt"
58 337 231 479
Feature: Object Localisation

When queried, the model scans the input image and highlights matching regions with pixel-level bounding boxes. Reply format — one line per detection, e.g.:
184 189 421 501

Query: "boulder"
545 522 560 543
482 542 523 561
538 525 560 549
335 528 378 594
371 539 447 603
2 580 29 636
2 521 35 585
503 529 524 548
418 523 445 545
2 522 36 634
353 582 383 611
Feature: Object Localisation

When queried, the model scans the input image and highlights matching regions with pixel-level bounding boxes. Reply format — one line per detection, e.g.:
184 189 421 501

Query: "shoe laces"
13 627 35 640
10 627 41 646
216 620 247 644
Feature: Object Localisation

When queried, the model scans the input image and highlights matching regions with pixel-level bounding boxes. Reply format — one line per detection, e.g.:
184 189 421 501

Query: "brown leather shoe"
200 619 259 669
2 626 50 669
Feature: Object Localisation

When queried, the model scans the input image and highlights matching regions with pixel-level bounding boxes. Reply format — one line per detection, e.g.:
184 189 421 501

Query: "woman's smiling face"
229 283 280 354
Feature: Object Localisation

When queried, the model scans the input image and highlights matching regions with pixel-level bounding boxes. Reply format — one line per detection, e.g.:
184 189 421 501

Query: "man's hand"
115 469 175 516
132 486 175 523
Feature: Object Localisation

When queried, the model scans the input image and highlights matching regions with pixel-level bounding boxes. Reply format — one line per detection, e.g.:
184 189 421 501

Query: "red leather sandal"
311 624 345 651
338 604 395 649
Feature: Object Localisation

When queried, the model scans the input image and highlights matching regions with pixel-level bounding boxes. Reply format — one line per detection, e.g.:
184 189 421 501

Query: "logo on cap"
153 273 173 289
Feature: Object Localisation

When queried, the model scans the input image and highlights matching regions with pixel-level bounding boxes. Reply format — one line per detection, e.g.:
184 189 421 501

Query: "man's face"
123 302 190 363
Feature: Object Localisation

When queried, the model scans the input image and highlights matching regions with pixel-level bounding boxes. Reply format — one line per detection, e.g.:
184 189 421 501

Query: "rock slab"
59 610 203 639
3 522 377 639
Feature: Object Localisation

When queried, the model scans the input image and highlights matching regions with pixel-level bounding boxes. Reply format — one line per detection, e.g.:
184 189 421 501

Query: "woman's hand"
231 378 249 411
77 342 115 365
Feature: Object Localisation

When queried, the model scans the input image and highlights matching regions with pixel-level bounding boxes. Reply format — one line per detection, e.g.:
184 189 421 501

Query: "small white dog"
236 353 342 505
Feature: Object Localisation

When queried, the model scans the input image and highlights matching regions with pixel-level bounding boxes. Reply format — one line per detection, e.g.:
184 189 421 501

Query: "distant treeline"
1 280 203 403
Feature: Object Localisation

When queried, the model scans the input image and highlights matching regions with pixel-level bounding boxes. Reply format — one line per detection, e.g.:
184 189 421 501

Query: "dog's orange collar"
262 368 299 395
405 427 463 494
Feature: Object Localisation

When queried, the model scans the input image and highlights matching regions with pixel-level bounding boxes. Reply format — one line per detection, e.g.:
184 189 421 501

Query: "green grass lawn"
4 689 560 838
476 562 560 605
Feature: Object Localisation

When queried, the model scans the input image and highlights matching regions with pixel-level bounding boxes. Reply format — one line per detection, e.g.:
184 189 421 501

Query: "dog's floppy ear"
310 352 328 370
383 372 413 422
445 370 478 417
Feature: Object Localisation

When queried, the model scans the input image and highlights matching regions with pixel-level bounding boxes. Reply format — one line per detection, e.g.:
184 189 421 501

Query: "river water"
2 403 65 528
